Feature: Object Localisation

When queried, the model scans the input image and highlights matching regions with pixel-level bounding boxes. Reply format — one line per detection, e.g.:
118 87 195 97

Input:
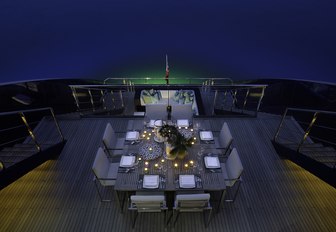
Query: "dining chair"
92 147 119 202
216 122 233 157
173 193 212 228
222 147 243 202
145 104 168 121
128 193 168 229
102 122 124 157
171 103 193 123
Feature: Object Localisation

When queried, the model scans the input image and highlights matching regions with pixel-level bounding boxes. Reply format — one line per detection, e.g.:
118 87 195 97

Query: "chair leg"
94 179 111 202
132 211 138 229
173 211 180 227
217 189 227 212
225 180 241 202
206 209 212 227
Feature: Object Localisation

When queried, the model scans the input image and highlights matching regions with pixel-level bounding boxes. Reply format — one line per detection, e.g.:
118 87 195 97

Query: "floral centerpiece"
159 124 193 160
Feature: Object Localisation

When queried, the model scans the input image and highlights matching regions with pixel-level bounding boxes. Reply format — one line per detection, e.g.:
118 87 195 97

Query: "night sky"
1 0 336 84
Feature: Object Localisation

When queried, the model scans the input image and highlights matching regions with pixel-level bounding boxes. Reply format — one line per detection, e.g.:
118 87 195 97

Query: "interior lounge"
1 1 336 231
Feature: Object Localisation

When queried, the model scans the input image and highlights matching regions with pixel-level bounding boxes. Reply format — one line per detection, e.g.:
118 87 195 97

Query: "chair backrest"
92 147 116 186
145 104 168 120
171 103 193 121
225 148 243 187
130 195 166 213
219 122 233 148
175 193 211 212
102 123 117 149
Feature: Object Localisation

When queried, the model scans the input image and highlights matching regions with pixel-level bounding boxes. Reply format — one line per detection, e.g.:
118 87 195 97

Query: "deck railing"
0 107 64 152
70 79 267 117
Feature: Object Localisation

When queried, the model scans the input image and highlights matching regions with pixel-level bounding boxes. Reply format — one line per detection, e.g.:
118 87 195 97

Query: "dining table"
114 119 227 210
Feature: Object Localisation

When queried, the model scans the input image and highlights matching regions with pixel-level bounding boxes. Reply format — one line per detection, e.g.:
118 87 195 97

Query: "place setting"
137 174 166 189
174 174 203 189
124 130 141 145
199 130 215 144
203 154 222 173
118 153 138 173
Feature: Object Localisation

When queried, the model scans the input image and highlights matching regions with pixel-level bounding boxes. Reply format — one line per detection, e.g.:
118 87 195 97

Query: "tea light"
144 130 147 134
148 133 152 136
184 163 189 168
185 127 188 129
189 160 194 166
152 129 155 133
178 127 181 129
174 163 178 168
145 161 149 166
138 157 142 161
191 141 195 145
193 137 197 140
147 137 150 140
154 163 159 168
142 134 146 138
190 128 194 132
144 167 148 173
161 159 165 163
149 147 153 153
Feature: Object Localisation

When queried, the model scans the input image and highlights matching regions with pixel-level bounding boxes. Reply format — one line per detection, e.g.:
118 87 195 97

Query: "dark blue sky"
1 0 336 84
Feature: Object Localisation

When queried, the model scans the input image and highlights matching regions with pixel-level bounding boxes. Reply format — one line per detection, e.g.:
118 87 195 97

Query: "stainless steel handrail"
274 107 336 152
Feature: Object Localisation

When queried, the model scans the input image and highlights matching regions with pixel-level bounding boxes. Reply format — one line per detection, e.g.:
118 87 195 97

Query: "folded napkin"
154 120 163 127
126 131 139 141
204 156 220 168
179 175 195 188
148 120 155 128
143 175 159 188
120 156 136 167
200 131 214 141
177 119 189 127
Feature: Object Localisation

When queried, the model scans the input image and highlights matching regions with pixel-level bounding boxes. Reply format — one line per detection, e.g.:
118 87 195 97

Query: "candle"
185 127 188 129
147 137 150 140
190 128 194 132
184 163 189 168
144 167 148 172
145 161 149 166
144 130 147 133
142 134 146 138
193 137 196 140
189 160 194 166
178 127 181 129
161 159 165 163
138 157 142 161
155 163 159 168
174 163 178 168
148 133 152 136
191 142 194 145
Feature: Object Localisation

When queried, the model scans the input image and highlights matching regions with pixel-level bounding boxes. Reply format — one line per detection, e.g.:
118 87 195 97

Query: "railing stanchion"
19 112 41 152
49 108 65 142
274 108 289 142
297 112 319 152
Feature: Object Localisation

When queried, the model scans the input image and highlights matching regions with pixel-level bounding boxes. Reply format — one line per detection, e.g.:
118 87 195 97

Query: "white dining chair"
222 147 243 202
171 103 193 123
216 122 233 156
92 147 119 202
145 104 168 121
173 193 212 228
128 194 168 229
102 123 124 157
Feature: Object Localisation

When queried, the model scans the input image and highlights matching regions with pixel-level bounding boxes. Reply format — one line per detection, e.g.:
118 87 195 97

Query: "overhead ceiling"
1 0 335 84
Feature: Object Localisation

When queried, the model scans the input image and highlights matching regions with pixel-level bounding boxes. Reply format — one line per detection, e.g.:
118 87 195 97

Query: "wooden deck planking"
1 115 336 232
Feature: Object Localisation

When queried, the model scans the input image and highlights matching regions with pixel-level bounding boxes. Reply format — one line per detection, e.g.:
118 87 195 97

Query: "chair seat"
100 163 119 186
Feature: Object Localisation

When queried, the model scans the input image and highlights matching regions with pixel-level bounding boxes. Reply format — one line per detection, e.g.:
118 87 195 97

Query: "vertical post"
119 90 124 109
100 90 106 110
88 89 95 111
231 89 238 111
242 88 250 113
255 86 266 117
71 87 81 112
110 90 115 109
274 108 289 142
19 112 41 152
297 112 319 152
212 90 218 116
49 108 64 142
